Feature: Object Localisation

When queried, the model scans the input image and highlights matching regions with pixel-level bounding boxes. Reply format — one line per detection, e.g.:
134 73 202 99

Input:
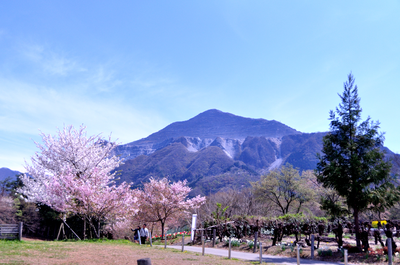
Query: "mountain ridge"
133 109 301 142
0 167 21 182
113 109 399 195
113 109 301 160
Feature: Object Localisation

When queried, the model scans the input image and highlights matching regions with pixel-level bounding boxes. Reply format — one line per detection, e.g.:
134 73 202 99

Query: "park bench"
0 222 23 240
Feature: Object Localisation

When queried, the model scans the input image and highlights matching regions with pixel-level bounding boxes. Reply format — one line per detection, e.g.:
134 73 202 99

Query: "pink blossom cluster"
18 125 137 225
134 177 205 238
43 168 137 220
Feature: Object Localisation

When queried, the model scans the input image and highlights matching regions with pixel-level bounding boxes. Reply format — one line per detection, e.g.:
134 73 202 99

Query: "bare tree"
252 164 313 215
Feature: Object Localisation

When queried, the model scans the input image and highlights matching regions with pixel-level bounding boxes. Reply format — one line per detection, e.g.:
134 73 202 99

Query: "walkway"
166 245 351 265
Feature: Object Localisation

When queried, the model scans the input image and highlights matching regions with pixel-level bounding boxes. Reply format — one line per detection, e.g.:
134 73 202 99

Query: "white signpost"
191 214 197 241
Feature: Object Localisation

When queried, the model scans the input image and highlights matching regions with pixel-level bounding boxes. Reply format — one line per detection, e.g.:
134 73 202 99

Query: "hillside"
112 109 301 159
113 109 399 195
0 168 20 182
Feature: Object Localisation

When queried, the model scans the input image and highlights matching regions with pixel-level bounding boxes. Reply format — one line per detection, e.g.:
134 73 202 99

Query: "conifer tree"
316 73 399 251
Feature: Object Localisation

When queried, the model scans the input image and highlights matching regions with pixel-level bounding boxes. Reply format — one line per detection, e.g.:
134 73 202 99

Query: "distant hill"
116 142 250 195
113 109 301 159
112 109 399 195
0 168 21 182
112 110 328 194
115 134 328 195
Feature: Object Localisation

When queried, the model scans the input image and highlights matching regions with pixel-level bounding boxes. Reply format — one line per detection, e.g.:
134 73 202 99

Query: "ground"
0 238 247 265
1 234 399 265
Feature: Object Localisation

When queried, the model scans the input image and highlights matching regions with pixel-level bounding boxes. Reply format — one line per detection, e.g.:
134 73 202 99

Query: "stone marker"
137 258 152 265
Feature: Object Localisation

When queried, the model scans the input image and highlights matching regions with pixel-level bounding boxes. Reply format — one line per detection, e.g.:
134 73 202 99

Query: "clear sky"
1 1 399 172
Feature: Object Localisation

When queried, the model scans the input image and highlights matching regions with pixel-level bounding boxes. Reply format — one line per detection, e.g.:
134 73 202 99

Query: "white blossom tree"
18 125 137 238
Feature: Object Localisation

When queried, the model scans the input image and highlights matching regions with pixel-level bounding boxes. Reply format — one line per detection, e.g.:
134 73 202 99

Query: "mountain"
113 109 301 159
113 109 399 195
0 168 21 182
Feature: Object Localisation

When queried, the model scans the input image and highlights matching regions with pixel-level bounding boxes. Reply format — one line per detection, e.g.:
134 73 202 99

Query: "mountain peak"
192 109 252 120
199 109 223 114
132 109 301 144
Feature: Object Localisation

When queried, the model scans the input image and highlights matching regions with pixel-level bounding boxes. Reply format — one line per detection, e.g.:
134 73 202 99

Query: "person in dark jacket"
132 225 140 243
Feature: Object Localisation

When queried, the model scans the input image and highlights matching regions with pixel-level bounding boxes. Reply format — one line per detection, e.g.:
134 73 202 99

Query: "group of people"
132 224 149 244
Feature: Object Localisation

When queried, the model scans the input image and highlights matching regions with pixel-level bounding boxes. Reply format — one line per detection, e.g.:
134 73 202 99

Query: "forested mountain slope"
113 109 399 195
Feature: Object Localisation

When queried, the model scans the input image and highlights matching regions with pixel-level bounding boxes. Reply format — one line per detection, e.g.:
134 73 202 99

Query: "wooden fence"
0 222 23 240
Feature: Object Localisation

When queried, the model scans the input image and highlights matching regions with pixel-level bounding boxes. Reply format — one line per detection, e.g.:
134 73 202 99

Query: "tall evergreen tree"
316 73 399 251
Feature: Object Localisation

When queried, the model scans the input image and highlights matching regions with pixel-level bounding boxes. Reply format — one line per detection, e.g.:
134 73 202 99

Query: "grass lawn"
0 239 254 265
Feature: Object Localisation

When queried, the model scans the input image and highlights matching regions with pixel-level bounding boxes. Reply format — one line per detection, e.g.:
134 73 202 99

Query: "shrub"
318 247 333 257
343 244 359 253
223 237 239 247
248 241 254 249
231 240 240 247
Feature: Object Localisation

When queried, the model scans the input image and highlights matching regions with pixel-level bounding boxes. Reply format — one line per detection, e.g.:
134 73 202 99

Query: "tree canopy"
135 177 205 238
18 125 137 238
252 164 313 215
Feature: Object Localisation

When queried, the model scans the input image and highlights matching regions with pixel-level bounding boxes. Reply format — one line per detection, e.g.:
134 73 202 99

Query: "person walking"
140 224 149 244
132 225 140 243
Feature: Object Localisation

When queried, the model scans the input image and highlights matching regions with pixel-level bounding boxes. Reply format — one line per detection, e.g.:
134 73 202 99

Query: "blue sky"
1 1 399 172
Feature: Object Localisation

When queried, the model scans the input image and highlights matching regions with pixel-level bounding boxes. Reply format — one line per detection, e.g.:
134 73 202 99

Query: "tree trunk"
161 221 165 240
354 208 361 251
97 220 101 239
83 219 86 240
87 218 99 239
296 202 302 213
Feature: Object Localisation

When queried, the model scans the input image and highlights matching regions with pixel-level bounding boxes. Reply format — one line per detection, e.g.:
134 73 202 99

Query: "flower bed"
152 231 190 240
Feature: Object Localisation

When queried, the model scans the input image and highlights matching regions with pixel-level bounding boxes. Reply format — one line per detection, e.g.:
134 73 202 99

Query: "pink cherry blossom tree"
18 125 137 238
42 168 137 238
135 177 206 239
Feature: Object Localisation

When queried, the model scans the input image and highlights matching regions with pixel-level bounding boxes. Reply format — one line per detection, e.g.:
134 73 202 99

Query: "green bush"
318 248 333 257
231 240 240 247
248 241 254 249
